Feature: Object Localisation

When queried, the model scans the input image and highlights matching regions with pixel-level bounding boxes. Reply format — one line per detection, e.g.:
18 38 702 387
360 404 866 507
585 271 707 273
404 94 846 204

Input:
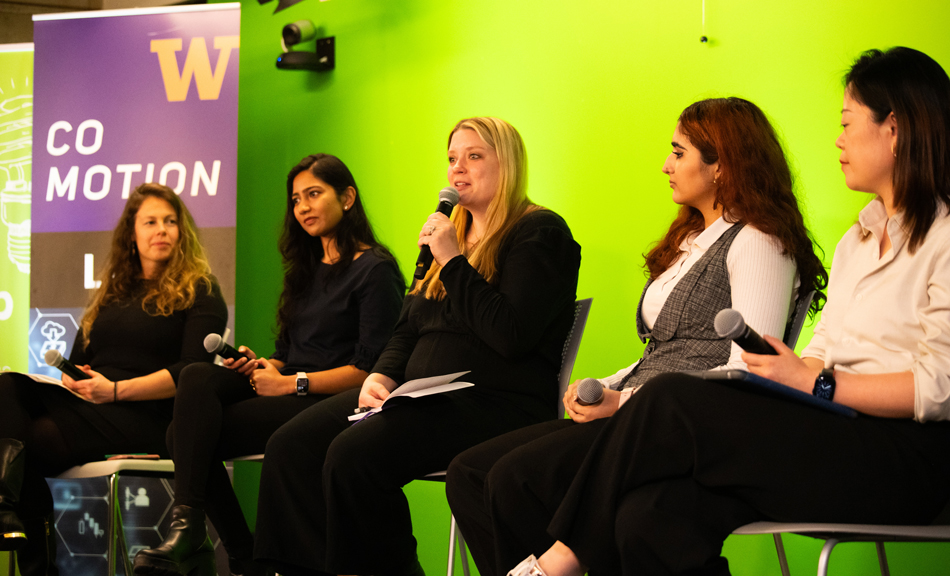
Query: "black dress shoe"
133 505 216 576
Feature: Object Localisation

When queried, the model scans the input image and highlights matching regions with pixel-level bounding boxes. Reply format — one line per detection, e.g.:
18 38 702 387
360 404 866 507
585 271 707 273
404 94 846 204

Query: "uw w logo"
150 36 241 102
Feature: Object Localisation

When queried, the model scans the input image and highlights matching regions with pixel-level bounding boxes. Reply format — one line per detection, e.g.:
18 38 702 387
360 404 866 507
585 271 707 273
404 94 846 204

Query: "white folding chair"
732 512 950 576
732 290 950 576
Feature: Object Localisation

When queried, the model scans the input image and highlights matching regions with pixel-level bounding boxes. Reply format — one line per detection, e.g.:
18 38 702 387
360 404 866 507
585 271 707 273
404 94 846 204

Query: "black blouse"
373 210 581 421
271 249 405 375
70 278 228 385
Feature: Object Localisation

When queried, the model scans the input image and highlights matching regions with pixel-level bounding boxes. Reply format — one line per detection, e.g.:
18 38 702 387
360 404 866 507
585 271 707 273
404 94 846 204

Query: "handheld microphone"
714 309 777 355
575 377 605 406
414 187 460 280
203 333 248 361
44 350 91 381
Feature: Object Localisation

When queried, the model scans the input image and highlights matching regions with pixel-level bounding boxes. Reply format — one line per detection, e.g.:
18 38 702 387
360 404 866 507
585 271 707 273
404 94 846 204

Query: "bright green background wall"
230 0 950 574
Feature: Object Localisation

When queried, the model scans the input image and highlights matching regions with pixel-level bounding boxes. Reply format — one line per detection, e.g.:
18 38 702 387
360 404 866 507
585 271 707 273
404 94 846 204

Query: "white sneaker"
508 555 548 576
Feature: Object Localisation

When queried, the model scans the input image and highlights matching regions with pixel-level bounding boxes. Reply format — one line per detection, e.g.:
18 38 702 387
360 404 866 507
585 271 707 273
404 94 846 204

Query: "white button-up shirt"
802 198 950 422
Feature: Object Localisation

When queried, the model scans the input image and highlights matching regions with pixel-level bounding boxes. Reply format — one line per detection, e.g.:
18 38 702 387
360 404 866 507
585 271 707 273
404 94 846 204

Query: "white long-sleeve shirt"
802 198 950 422
601 217 798 391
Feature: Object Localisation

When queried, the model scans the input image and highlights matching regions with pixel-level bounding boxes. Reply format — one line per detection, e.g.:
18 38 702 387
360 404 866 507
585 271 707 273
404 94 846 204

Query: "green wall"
232 0 950 574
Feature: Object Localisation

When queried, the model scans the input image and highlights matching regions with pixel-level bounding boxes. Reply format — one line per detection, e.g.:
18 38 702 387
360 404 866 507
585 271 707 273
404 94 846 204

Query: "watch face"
815 381 834 400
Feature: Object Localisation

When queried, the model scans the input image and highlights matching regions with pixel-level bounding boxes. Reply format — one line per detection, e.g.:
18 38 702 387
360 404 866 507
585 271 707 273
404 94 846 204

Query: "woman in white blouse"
510 46 950 576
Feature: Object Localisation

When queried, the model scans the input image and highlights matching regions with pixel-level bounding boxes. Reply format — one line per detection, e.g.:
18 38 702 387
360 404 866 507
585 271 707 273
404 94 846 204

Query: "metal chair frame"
732 289 950 576
425 297 593 576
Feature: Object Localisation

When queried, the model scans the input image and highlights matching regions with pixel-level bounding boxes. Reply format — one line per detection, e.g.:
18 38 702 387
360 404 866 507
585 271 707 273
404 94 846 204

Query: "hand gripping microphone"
414 187 460 280
714 308 777 355
203 333 248 361
575 377 605 406
44 350 91 381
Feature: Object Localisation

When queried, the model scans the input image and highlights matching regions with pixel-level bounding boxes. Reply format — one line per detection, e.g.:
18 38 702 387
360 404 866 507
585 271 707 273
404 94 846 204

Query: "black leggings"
0 372 170 519
166 362 328 558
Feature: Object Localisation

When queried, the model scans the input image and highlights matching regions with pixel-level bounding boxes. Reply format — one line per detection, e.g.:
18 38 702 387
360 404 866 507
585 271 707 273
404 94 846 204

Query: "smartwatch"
812 368 836 401
296 372 309 396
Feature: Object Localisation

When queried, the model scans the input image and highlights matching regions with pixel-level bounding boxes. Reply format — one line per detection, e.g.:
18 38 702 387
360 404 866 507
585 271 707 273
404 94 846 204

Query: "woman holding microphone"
0 183 227 576
133 154 405 576
253 117 582 576
509 47 950 576
446 96 827 576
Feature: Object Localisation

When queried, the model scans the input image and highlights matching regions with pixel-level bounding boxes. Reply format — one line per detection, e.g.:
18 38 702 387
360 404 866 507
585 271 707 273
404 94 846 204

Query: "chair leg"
107 473 118 576
875 542 890 576
8 550 15 576
446 514 471 576
447 514 456 576
456 526 470 576
771 533 791 576
108 472 135 576
816 538 840 576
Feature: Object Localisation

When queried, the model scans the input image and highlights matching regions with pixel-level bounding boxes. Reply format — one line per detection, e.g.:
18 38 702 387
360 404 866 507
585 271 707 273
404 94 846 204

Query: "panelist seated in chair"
446 96 828 576
0 183 227 576
132 154 405 576
253 116 582 576
506 46 950 576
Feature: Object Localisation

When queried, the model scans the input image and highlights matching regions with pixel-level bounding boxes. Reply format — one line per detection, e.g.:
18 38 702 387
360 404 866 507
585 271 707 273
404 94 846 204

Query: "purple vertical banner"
30 4 238 377
30 6 238 573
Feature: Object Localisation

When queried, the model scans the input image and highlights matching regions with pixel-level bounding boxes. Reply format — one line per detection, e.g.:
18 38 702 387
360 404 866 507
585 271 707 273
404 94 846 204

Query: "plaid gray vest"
618 223 744 391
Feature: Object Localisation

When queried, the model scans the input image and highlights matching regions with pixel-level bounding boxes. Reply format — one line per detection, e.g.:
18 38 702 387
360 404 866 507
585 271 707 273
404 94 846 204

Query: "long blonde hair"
412 117 540 299
80 183 213 346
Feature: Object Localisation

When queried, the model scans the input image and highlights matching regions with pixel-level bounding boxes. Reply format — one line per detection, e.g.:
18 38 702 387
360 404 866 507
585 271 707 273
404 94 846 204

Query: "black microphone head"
714 308 746 340
203 333 224 354
44 349 64 368
439 186 460 206
576 377 605 405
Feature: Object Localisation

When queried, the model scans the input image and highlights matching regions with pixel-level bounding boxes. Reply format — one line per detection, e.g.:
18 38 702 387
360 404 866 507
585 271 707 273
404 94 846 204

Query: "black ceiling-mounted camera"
276 20 335 72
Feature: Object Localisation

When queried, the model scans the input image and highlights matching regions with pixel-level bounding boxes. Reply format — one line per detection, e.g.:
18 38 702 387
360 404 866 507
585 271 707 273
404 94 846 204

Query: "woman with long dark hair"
0 183 227 576
507 47 950 576
253 117 582 576
445 97 827 576
132 154 405 576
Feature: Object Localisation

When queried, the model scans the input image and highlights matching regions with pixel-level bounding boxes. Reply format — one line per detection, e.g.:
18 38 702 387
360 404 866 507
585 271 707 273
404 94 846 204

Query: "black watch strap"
812 368 836 401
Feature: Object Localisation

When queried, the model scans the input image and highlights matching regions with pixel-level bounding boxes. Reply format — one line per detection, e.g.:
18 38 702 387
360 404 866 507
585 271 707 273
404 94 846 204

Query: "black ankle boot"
132 505 215 576
0 438 27 551
16 514 58 576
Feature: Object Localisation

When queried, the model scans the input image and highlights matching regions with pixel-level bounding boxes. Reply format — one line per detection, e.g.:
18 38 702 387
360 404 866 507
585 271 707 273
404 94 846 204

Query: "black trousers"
446 418 608 576
0 372 171 519
166 362 328 558
253 386 548 576
546 373 950 576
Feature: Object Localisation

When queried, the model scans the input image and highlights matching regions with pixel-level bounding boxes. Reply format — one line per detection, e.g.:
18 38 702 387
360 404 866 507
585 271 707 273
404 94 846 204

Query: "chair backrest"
783 290 815 349
556 298 593 418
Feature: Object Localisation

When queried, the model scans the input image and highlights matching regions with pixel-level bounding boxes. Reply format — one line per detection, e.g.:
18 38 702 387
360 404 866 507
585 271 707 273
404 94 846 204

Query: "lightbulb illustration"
0 80 33 275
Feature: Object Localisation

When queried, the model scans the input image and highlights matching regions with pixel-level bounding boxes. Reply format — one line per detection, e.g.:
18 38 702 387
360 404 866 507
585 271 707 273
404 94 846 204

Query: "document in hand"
348 370 474 422
686 369 857 418
1 371 89 401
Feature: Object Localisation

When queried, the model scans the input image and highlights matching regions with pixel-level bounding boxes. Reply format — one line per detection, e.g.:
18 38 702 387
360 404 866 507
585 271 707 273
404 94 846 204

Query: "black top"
272 249 405 375
373 209 581 421
70 277 228 385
